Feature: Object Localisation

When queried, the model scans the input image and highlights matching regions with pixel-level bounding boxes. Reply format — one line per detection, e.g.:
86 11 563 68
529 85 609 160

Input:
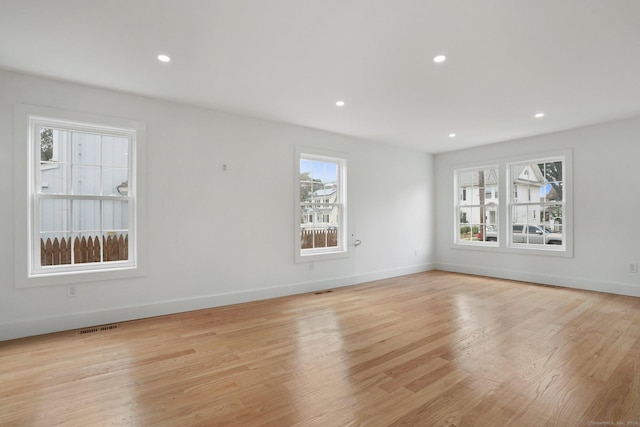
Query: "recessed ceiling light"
157 54 171 63
433 55 447 63
336 100 345 107
535 112 545 118
449 133 456 138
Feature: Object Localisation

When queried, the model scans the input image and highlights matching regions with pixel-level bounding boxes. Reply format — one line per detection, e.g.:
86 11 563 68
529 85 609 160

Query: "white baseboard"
0 263 435 341
436 262 640 298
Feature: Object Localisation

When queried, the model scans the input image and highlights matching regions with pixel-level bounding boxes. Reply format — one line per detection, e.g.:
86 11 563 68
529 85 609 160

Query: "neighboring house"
301 184 338 229
458 168 499 229
459 164 562 232
39 129 128 240
511 163 563 231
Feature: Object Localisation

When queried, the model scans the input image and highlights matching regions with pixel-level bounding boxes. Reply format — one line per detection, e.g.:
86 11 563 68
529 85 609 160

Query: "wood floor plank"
1 270 639 426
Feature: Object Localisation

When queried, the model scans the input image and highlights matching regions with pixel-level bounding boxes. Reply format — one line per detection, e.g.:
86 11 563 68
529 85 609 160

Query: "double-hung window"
453 151 571 255
454 166 499 245
295 149 347 261
508 157 566 250
29 115 136 277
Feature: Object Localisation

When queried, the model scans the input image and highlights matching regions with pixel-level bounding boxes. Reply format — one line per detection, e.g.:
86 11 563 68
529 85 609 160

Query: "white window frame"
507 153 572 255
295 147 349 262
452 150 572 258
454 165 499 247
14 104 146 288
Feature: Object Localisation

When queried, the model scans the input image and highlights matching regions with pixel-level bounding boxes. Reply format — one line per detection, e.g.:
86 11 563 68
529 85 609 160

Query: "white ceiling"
2 0 640 153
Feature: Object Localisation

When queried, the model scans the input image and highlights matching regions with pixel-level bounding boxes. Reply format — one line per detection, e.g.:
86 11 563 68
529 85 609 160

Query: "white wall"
0 69 435 340
434 117 640 297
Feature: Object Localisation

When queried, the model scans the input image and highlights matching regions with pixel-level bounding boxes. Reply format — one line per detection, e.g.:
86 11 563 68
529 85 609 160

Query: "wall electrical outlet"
67 286 78 298
630 263 639 274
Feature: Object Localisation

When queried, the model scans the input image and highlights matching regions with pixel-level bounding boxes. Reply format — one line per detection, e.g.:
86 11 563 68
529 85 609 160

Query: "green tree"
537 162 563 225
538 161 562 200
300 172 323 201
41 128 53 161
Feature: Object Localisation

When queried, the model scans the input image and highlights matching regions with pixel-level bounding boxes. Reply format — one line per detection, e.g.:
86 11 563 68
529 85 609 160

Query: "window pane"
299 159 315 203
40 128 54 162
542 204 563 224
70 196 102 263
470 207 480 225
512 205 528 225
300 158 312 175
40 232 72 266
40 195 73 266
459 171 475 190
40 163 71 194
540 161 563 183
512 223 523 244
459 207 472 227
486 207 498 229
310 160 323 180
103 200 128 232
72 232 102 264
40 199 71 233
306 160 339 187
102 232 128 262
324 162 338 183
483 167 498 188
310 181 323 198
527 205 540 224
72 165 101 195
53 129 72 163
470 171 479 186
542 205 563 244
41 128 73 163
542 182 563 202
460 223 482 241
73 132 101 165
459 225 472 241
72 200 100 234
300 205 340 249
102 167 129 196
103 200 129 263
459 187 467 202
301 226 335 249
102 136 129 168
456 166 497 245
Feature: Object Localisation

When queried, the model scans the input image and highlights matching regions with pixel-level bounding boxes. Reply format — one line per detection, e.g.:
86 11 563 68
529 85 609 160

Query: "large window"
295 149 347 261
455 166 499 245
453 151 571 256
508 157 565 250
29 115 136 277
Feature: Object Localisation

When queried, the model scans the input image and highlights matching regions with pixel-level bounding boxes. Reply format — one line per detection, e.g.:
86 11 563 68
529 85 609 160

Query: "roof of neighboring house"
512 164 545 185
311 188 336 197
458 168 499 187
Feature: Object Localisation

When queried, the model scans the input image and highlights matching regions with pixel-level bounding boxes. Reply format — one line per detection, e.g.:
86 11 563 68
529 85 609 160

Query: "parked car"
481 224 562 245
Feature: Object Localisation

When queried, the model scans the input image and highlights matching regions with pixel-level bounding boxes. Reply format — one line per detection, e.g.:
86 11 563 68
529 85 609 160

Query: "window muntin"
297 151 347 260
30 116 135 276
508 158 565 249
455 166 499 245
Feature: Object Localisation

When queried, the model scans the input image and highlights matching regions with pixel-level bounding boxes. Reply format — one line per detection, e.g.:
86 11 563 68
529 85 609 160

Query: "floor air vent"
314 290 333 295
78 324 119 335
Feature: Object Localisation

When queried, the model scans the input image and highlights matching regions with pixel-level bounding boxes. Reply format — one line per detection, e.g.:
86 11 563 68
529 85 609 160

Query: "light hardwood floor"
1 271 639 426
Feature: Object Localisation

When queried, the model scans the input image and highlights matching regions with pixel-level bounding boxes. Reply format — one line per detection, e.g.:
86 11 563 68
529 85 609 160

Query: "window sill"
296 248 349 263
16 264 144 288
452 242 573 258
